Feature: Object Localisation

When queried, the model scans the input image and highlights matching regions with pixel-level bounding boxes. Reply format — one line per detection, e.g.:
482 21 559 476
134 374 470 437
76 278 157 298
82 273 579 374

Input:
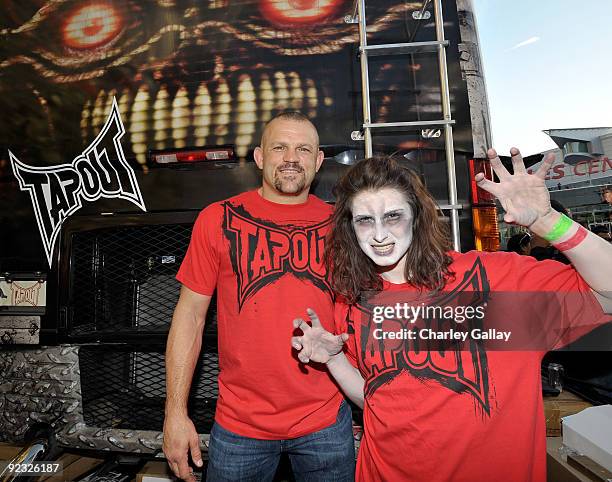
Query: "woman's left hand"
475 147 555 227
291 308 348 364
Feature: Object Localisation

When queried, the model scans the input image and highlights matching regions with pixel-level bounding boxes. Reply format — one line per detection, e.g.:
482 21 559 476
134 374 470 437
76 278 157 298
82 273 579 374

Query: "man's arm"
163 285 212 482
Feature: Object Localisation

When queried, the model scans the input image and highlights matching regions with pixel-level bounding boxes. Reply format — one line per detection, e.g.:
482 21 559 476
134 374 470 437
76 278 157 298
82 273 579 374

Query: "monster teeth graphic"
81 72 325 164
10 97 146 267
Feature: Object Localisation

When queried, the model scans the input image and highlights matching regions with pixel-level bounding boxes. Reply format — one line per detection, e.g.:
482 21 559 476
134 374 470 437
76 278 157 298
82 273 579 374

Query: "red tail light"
149 146 236 166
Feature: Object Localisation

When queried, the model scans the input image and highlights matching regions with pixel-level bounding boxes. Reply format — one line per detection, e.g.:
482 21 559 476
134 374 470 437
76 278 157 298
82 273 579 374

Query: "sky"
472 0 612 156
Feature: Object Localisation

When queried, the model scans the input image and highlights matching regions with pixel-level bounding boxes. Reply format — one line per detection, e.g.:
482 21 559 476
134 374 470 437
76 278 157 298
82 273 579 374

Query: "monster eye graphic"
62 3 124 50
260 0 344 26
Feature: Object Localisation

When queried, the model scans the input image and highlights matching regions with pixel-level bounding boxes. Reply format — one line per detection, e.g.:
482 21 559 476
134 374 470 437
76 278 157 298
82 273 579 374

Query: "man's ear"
254 146 264 169
315 150 324 172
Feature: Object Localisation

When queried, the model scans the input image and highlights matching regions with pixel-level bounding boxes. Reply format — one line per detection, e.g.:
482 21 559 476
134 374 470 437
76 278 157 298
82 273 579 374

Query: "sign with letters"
9 97 146 267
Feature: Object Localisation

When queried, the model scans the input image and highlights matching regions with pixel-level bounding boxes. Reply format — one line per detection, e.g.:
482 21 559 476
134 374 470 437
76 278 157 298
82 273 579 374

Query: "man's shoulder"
221 190 257 206
198 191 255 217
307 194 334 215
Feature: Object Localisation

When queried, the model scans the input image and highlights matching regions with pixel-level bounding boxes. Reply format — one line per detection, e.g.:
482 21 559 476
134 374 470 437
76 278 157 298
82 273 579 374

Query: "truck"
0 0 499 472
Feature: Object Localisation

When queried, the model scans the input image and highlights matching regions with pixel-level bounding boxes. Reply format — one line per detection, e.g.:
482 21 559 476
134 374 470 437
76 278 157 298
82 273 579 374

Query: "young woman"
291 150 612 482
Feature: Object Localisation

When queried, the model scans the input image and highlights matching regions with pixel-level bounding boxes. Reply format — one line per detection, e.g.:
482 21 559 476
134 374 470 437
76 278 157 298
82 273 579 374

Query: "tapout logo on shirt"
354 258 493 415
223 203 332 310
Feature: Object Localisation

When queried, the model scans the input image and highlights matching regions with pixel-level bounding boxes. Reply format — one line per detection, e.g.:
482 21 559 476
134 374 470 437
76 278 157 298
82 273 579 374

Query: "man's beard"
273 163 306 194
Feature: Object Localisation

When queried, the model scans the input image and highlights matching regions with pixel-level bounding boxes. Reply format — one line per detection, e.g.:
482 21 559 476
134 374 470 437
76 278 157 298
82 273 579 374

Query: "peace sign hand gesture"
475 147 555 228
292 308 349 364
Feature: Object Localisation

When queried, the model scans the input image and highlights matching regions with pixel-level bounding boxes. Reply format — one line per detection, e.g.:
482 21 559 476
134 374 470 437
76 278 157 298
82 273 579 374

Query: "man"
603 186 612 206
163 112 355 482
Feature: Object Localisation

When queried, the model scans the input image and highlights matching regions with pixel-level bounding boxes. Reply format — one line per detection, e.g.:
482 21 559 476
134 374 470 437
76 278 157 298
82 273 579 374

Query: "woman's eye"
354 217 373 225
385 213 401 222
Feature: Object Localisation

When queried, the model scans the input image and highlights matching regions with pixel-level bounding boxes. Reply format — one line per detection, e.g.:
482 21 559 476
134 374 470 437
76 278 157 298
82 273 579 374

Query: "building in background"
501 127 612 248
541 127 612 228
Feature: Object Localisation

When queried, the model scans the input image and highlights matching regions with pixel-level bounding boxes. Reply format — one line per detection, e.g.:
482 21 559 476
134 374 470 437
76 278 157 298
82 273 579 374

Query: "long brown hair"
325 156 453 302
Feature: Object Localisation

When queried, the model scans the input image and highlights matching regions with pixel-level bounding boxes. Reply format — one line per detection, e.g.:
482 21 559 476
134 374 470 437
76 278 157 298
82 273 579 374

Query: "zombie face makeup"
351 187 414 283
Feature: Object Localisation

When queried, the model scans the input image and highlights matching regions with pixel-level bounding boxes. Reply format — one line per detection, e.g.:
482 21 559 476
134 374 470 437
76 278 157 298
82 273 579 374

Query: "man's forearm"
165 306 207 416
327 352 365 409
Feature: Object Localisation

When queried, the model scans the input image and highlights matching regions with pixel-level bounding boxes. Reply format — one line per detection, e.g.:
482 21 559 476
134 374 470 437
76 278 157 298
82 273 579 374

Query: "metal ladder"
348 0 461 251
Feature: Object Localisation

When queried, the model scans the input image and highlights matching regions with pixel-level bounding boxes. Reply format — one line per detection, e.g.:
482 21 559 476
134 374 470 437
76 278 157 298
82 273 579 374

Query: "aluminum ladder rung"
353 0 461 251
361 40 448 56
364 119 455 129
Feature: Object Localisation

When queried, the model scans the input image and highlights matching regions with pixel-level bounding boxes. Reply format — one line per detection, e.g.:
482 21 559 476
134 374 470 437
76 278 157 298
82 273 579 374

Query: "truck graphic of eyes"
62 3 124 50
260 0 343 26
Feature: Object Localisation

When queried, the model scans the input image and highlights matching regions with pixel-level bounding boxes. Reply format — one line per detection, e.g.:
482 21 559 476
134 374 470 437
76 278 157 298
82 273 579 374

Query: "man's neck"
258 186 309 205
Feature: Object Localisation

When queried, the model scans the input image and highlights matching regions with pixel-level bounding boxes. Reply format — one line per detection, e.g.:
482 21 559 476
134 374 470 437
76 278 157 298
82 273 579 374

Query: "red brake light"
149 147 236 165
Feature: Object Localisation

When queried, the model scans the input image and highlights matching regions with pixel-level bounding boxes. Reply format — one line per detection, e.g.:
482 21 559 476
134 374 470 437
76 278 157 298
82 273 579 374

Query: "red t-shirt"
335 251 610 482
177 189 343 439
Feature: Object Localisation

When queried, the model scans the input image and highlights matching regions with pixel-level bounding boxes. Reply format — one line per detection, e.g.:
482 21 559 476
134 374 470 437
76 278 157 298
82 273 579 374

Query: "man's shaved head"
260 112 319 148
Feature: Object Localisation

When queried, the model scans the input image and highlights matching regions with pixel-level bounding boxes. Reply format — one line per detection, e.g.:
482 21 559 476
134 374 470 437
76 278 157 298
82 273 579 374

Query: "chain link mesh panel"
79 343 218 432
69 220 218 432
69 223 202 335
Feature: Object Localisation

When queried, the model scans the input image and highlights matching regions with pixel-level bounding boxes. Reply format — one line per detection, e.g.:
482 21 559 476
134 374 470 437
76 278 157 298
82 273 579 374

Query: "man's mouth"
278 166 304 174
371 243 394 255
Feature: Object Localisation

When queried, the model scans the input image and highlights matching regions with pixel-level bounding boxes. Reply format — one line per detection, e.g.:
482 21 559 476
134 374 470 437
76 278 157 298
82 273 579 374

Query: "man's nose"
283 148 297 162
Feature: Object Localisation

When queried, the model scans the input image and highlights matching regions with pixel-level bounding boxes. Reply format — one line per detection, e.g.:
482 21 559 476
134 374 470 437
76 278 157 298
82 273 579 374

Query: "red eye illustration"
260 0 343 26
62 3 123 49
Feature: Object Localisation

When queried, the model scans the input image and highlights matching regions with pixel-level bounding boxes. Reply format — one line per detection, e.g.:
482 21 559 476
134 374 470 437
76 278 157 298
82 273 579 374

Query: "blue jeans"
206 401 355 482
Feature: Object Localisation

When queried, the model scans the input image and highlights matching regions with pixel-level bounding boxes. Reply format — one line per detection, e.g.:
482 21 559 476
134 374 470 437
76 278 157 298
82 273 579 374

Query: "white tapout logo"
9 97 146 267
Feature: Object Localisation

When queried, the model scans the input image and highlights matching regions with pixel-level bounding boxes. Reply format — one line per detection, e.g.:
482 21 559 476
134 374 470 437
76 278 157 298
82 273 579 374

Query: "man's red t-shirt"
177 189 343 439
335 251 610 482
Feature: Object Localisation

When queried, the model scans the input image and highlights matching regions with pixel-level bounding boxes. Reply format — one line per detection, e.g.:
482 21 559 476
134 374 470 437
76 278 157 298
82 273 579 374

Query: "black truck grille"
79 343 218 433
66 216 219 433
69 223 195 335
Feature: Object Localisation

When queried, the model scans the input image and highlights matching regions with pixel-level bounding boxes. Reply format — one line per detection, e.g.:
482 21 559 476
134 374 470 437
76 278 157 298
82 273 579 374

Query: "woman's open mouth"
372 244 394 255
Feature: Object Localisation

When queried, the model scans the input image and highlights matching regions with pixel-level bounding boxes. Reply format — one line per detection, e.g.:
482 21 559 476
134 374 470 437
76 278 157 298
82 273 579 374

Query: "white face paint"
351 187 414 283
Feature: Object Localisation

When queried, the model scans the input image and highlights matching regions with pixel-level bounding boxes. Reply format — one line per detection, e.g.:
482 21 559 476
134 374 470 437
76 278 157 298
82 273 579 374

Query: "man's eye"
298 147 312 152
272 146 284 151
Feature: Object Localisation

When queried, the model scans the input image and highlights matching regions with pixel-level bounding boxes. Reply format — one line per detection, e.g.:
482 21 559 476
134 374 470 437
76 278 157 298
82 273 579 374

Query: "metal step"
364 119 455 129
361 40 448 56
